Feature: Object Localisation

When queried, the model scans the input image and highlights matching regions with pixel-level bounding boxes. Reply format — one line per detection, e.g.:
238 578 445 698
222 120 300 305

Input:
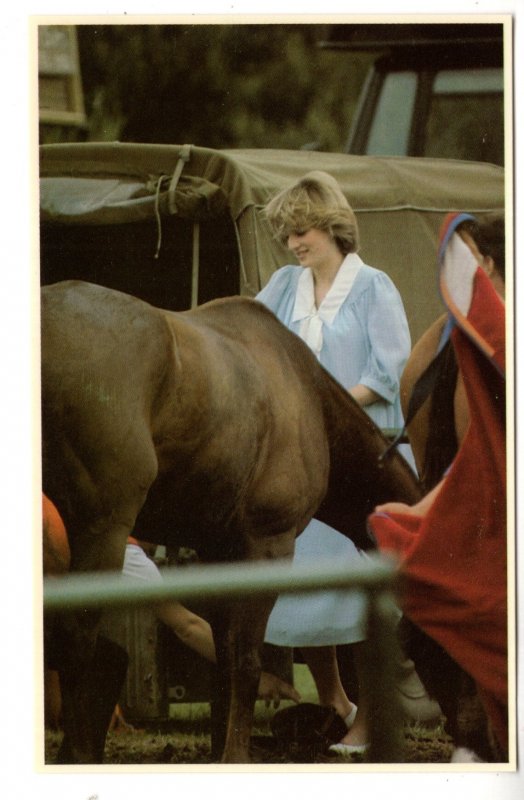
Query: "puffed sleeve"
358 272 411 404
256 266 297 318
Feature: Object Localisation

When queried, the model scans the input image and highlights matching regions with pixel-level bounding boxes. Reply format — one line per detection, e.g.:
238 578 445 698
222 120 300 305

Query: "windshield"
424 68 504 164
364 66 504 165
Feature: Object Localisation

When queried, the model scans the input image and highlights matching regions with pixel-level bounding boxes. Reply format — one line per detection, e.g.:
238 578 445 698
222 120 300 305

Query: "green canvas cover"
40 142 504 342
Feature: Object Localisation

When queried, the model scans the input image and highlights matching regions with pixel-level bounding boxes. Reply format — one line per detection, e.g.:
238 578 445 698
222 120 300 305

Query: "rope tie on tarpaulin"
153 144 192 259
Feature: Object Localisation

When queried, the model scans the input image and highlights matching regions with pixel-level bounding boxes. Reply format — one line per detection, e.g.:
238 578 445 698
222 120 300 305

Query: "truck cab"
321 23 505 165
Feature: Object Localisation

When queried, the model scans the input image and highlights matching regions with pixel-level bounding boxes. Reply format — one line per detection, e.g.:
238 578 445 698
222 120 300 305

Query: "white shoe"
343 705 358 729
450 747 484 763
329 741 369 755
329 705 369 754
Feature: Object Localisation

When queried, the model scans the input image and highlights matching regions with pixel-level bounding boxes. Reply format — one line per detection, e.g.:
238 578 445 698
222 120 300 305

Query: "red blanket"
369 223 507 750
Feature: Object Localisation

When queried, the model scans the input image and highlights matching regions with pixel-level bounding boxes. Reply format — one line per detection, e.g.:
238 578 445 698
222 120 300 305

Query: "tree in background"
75 24 371 151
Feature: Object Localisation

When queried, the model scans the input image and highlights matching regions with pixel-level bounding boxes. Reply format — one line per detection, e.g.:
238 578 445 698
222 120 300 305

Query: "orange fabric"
42 494 70 575
42 499 136 733
42 494 70 729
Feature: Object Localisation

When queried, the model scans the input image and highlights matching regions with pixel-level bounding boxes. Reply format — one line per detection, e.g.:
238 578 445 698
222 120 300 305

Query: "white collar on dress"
291 252 363 355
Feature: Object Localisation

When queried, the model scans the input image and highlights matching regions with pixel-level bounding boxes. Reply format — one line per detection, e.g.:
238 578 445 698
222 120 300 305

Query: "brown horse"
41 280 420 764
399 313 468 493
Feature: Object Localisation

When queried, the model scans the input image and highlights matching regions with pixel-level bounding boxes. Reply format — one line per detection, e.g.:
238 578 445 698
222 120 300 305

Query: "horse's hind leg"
52 517 132 764
54 489 156 761
56 630 129 764
47 423 159 763
74 635 129 762
218 530 296 763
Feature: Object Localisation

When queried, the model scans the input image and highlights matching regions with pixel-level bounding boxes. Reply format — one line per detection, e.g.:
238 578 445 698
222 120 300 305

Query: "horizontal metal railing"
43 553 405 762
43 553 398 610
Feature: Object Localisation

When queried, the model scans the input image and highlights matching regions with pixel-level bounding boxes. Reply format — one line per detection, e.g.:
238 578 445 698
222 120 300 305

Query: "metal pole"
42 553 404 761
43 554 398 611
191 221 200 308
364 589 405 763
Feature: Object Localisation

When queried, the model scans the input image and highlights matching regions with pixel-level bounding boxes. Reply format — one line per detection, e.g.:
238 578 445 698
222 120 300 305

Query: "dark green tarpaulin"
40 142 504 342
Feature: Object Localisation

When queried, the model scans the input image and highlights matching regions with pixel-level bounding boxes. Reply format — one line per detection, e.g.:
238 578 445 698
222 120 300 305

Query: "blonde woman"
258 171 412 754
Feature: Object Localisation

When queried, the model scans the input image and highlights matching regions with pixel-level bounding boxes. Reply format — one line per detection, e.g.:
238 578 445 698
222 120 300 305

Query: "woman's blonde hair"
264 170 360 255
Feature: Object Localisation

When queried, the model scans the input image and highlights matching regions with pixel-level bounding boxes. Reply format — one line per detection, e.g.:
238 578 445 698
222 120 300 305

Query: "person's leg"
300 645 353 717
301 644 368 748
333 641 369 748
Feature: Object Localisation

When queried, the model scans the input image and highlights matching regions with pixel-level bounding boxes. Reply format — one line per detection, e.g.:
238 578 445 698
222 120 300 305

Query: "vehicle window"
366 71 417 156
424 68 504 165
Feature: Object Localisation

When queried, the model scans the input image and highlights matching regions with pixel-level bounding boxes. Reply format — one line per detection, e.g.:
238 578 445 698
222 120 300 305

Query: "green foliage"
76 24 372 151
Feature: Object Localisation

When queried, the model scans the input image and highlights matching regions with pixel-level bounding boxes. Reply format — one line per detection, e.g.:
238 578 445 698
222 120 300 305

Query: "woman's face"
286 227 340 270
459 228 504 299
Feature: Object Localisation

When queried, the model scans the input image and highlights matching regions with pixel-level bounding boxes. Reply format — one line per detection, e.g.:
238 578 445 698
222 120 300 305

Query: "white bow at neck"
291 252 363 356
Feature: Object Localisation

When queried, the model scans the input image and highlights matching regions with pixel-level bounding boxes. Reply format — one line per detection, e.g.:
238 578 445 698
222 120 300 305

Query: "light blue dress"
259 254 411 646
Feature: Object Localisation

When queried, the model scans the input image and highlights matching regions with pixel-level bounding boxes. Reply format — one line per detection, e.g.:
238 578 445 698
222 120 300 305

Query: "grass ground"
44 665 454 765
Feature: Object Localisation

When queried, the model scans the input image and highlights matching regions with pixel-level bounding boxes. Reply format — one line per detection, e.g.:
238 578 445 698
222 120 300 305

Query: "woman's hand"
257 671 301 708
374 501 417 516
349 384 381 407
375 479 445 518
